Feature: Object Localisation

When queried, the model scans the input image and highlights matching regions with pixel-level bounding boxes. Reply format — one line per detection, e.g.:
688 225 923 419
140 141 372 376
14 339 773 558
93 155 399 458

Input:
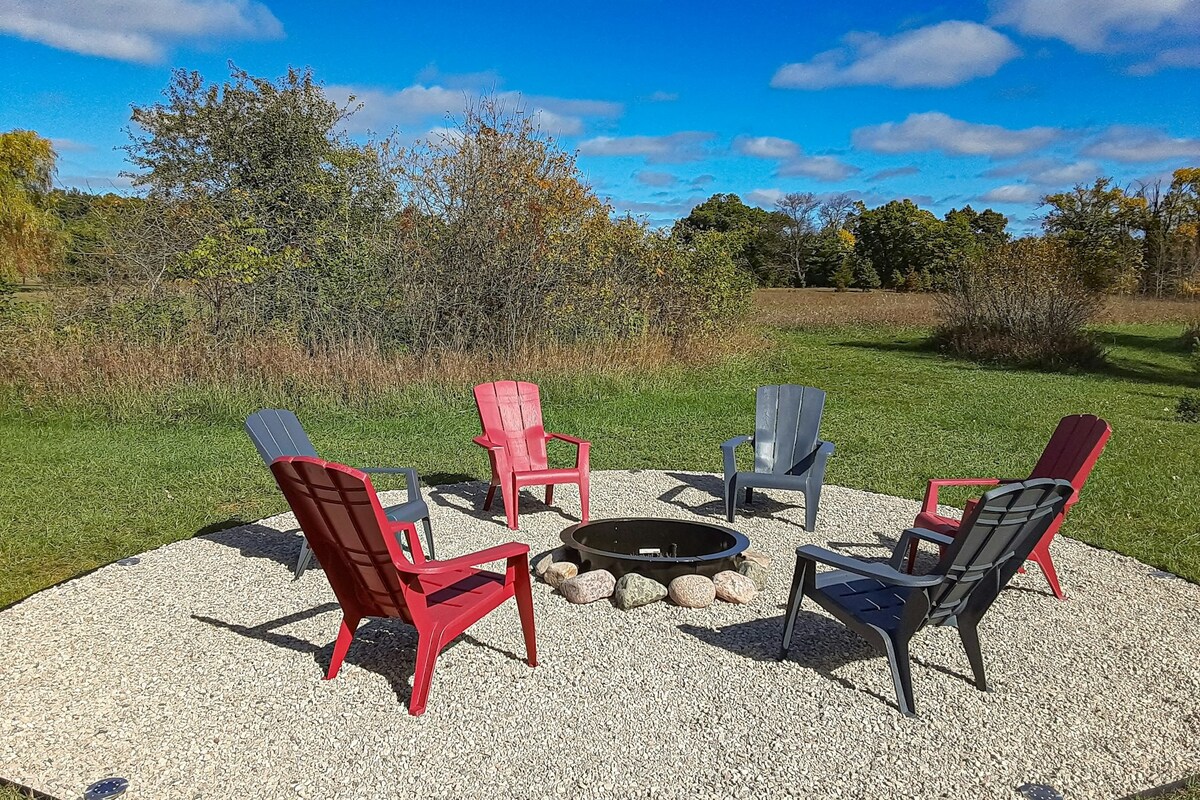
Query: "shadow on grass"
659 471 809 529
840 331 1200 389
193 605 526 713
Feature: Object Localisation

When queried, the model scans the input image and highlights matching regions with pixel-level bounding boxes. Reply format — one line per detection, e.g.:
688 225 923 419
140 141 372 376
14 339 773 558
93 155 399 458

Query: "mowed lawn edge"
2 322 1198 608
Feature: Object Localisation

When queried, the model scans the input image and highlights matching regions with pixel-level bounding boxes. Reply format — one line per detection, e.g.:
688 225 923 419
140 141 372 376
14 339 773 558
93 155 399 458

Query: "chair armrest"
547 432 590 469
721 435 752 476
889 527 955 569
922 478 1001 514
547 432 587 446
360 466 420 500
399 542 530 575
797 545 943 588
473 435 503 450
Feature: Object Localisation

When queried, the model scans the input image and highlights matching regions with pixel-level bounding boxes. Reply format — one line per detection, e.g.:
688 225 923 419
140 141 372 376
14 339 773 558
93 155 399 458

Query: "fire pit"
559 517 750 584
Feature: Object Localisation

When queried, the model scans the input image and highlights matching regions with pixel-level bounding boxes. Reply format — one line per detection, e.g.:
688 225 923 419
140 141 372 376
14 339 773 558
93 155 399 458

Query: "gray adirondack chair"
780 478 1074 716
722 385 834 531
244 409 435 577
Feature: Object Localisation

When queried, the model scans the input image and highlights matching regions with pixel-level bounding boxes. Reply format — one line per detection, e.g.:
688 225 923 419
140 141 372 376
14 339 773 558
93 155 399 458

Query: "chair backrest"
1028 414 1112 505
269 456 414 623
245 409 318 465
923 478 1074 627
473 381 548 472
753 385 826 474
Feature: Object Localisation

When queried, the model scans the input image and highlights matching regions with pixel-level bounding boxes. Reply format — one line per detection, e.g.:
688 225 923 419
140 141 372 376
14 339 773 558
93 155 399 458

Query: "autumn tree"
1137 168 1200 296
774 192 820 286
1041 178 1147 293
674 193 787 285
0 130 61 282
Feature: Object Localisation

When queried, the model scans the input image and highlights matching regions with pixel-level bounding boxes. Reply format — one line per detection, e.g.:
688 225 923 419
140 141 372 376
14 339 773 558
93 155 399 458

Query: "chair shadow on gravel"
193 606 525 712
428 480 582 529
202 523 305 570
659 472 809 529
678 614 900 712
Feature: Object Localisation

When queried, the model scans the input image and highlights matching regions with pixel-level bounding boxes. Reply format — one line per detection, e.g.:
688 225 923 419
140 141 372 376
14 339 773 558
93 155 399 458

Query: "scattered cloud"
1082 125 1200 163
57 172 135 192
0 0 282 63
734 135 859 182
979 184 1042 203
634 170 677 187
578 132 716 163
853 112 1061 158
746 189 785 207
771 21 1019 89
646 90 678 102
982 157 1101 186
49 137 92 153
609 194 708 216
331 83 622 137
1128 45 1200 76
867 165 920 182
413 65 503 90
690 174 716 187
990 0 1199 52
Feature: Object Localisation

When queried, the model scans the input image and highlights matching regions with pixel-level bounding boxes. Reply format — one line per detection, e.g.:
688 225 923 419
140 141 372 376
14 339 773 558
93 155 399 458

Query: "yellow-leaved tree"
0 130 61 282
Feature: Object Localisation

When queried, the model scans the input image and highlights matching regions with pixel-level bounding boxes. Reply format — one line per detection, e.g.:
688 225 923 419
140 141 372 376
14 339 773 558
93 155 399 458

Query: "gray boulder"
561 569 617 604
613 573 668 610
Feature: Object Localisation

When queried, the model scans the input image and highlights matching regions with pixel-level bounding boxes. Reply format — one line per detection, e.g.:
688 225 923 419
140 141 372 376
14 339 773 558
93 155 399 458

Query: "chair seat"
914 511 962 536
731 470 808 491
813 570 913 632
513 468 583 486
421 568 509 627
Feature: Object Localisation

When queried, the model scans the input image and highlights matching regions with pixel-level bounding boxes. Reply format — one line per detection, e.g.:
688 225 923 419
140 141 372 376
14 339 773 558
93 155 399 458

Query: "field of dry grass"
756 288 1200 328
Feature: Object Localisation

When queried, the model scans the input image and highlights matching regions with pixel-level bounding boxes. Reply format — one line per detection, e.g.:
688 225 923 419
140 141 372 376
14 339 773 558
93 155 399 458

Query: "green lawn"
2 322 1197 609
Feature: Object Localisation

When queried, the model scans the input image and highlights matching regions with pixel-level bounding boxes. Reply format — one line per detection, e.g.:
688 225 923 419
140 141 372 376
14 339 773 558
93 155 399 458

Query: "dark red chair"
269 456 537 716
472 380 590 530
906 414 1111 599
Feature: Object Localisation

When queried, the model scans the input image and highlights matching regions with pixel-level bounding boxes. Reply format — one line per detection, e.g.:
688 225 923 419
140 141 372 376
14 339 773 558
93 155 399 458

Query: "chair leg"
294 541 315 580
1030 545 1065 600
745 487 753 504
325 615 361 680
483 483 497 511
545 485 554 505
408 629 443 716
503 476 519 530
420 517 435 561
958 620 988 691
779 558 808 659
725 476 739 523
515 565 538 667
883 634 917 717
578 473 590 524
903 539 920 575
803 482 823 532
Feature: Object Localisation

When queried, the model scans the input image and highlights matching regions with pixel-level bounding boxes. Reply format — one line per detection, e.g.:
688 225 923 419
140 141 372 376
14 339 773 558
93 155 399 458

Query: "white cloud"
49 137 92 153
982 158 1102 186
867 166 920 182
853 112 1061 158
733 136 800 159
331 83 622 138
777 155 860 182
578 132 715 163
979 184 1042 203
646 91 678 102
0 0 282 63
690 174 715 187
635 170 677 187
1082 126 1200 163
746 189 785 207
772 21 1019 89
990 0 1199 52
1128 45 1200 75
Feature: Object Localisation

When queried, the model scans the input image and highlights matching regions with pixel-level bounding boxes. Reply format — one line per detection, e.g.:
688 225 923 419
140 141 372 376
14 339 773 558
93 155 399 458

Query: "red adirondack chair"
269 456 537 716
907 414 1111 599
472 380 591 530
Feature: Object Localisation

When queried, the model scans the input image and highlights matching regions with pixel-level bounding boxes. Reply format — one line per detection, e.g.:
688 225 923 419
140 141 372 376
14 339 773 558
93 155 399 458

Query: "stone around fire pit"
737 560 768 591
613 573 668 610
668 575 716 608
713 570 757 604
544 561 578 589
740 549 772 569
560 569 616 604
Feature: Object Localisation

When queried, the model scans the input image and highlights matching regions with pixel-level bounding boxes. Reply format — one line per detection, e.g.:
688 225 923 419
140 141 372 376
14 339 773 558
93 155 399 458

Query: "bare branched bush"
934 238 1106 368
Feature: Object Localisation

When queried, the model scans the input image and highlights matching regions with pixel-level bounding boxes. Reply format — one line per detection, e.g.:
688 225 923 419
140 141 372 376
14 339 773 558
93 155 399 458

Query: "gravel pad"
1 470 1197 799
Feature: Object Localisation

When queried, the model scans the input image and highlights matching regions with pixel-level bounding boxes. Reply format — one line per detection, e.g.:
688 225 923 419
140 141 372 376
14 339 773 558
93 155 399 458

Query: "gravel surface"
2 470 1198 800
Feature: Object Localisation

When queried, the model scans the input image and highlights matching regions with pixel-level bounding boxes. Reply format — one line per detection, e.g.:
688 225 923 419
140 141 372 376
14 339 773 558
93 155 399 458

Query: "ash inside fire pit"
560 517 749 584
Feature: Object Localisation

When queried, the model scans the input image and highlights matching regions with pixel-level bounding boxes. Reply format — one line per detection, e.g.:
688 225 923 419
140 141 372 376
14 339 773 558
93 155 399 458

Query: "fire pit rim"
559 516 750 565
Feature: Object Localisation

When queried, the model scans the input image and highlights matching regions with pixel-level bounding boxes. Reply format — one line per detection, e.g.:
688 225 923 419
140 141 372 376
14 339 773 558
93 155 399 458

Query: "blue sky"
1 0 1198 232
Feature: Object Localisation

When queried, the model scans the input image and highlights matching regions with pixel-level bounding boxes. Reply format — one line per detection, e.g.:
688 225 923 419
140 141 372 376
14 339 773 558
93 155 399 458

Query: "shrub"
1178 392 1200 423
933 238 1106 368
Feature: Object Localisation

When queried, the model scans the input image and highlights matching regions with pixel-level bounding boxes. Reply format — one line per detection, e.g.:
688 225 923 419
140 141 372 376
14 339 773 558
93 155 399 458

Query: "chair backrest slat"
1029 414 1111 502
270 457 413 622
753 385 826 474
474 381 548 472
922 479 1072 624
245 409 319 464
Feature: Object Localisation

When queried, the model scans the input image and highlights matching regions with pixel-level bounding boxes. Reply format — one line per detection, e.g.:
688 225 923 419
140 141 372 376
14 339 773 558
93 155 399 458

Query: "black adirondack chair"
244 409 436 577
780 478 1074 716
722 385 834 531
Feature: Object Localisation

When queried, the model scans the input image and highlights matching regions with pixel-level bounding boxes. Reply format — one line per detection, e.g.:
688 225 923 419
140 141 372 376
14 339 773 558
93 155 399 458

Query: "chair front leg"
957 620 988 691
504 475 520 530
779 557 810 659
420 517 435 561
725 474 740 523
883 633 917 717
512 555 538 667
326 614 361 680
